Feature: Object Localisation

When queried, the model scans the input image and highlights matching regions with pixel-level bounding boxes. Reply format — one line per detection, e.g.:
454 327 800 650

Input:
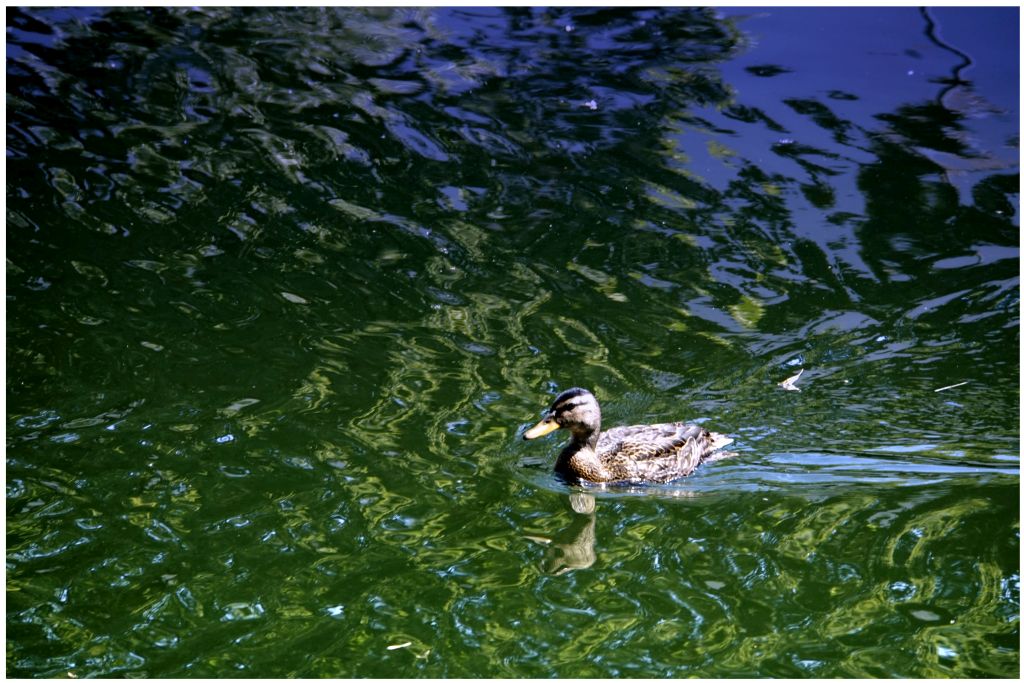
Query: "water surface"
6 6 1019 678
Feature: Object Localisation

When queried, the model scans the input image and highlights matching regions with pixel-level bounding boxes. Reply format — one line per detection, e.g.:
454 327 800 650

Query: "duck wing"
592 422 726 483
598 422 709 462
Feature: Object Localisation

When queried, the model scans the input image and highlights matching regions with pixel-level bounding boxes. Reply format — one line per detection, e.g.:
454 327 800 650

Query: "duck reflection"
524 492 597 575
524 486 708 574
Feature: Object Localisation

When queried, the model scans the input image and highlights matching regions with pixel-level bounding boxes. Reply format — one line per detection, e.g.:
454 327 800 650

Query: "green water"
6 6 1019 678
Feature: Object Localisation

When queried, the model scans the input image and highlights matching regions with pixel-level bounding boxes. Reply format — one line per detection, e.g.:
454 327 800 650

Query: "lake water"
6 6 1019 677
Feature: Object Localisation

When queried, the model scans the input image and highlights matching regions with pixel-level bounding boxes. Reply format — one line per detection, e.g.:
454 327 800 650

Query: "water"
6 6 1019 678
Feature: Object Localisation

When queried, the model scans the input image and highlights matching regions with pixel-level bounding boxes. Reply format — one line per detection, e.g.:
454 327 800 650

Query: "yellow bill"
523 418 560 440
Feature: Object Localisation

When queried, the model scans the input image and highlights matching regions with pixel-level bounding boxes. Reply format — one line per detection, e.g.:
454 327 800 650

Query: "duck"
523 387 733 485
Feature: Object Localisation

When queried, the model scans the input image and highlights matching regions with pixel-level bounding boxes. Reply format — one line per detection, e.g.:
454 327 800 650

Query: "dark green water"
6 6 1019 678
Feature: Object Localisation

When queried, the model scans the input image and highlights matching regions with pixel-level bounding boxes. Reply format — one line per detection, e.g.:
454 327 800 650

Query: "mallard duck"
523 387 733 485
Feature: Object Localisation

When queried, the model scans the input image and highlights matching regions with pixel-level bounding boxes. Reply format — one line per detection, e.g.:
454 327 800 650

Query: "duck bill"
524 419 560 440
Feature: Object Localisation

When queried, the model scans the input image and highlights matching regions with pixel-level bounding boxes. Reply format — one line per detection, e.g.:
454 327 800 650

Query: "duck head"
523 387 602 446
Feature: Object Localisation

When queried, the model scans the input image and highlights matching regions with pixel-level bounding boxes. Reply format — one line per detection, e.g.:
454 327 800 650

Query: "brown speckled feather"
594 423 718 483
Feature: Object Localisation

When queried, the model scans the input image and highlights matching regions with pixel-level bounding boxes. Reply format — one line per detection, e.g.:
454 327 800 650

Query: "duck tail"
700 432 736 464
709 432 734 451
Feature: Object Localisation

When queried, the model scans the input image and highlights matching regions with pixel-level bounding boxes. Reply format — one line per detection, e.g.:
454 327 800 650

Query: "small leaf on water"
281 291 308 304
779 368 805 391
